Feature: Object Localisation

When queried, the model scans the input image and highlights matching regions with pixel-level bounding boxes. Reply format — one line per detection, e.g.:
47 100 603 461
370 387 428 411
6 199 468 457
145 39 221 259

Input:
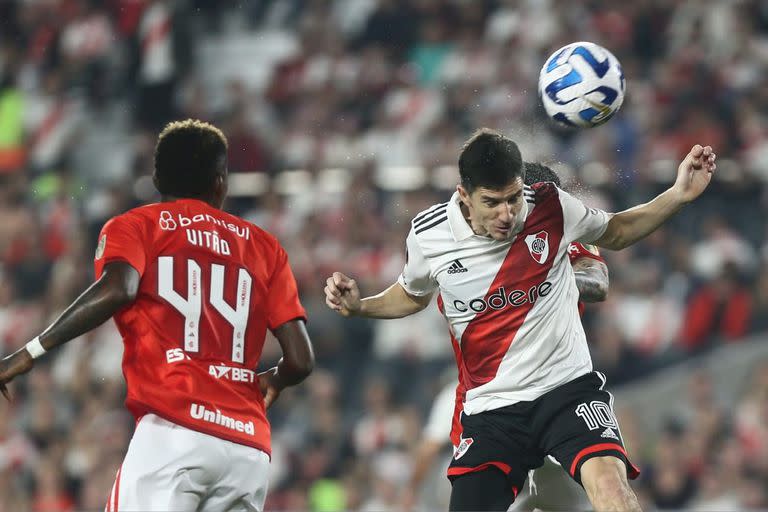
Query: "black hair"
154 119 228 198
458 128 524 192
524 162 561 187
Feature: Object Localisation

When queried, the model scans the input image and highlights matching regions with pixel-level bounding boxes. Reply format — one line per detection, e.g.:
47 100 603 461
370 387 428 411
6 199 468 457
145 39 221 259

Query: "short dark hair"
154 119 228 198
524 162 561 187
458 128 524 192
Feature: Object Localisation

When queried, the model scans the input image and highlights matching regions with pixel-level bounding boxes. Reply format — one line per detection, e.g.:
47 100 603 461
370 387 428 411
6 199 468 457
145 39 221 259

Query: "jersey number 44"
157 255 252 364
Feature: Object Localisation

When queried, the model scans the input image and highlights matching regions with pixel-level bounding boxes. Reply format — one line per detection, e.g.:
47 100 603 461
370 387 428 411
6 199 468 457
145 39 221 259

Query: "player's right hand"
673 144 717 203
258 367 284 409
324 272 361 317
0 349 34 401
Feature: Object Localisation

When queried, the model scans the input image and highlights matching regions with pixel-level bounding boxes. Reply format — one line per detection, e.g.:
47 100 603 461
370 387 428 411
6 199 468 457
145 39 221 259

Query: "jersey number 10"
574 401 618 431
157 256 252 363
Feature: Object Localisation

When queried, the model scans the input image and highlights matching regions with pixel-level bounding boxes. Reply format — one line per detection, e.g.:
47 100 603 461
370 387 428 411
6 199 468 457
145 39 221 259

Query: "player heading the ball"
325 128 715 512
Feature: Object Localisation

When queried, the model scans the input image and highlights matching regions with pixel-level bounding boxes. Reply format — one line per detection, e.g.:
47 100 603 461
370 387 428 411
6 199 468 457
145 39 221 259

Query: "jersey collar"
447 192 475 241
447 190 530 242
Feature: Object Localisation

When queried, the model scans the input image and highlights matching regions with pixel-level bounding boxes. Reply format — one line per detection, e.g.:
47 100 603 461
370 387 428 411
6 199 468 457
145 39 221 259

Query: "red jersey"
567 241 604 265
567 242 606 316
94 199 306 455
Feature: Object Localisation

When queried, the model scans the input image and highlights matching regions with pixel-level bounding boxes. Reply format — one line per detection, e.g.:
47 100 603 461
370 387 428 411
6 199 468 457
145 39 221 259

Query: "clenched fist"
324 272 361 317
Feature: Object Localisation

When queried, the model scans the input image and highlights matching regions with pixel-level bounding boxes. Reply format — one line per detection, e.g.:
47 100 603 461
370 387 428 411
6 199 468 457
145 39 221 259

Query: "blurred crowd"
1 0 768 510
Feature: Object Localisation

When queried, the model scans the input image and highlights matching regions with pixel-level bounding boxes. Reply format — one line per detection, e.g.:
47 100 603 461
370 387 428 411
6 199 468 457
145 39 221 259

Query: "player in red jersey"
0 119 315 511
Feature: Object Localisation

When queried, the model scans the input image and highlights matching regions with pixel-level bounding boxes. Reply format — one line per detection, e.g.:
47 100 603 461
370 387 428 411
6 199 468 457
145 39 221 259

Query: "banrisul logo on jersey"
159 211 178 230
158 211 251 239
453 282 553 313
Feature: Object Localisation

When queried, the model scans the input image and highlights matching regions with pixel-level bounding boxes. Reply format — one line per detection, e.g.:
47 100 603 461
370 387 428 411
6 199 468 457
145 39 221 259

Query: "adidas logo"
447 259 469 274
601 427 619 440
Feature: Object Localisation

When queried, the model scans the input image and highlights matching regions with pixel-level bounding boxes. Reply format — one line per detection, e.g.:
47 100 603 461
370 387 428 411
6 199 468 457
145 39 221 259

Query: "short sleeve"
558 188 613 244
397 229 438 297
266 244 307 330
423 382 457 443
94 214 148 278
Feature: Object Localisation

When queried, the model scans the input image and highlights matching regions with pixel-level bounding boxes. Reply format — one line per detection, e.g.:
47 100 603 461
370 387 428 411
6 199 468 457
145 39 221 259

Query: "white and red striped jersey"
398 183 612 416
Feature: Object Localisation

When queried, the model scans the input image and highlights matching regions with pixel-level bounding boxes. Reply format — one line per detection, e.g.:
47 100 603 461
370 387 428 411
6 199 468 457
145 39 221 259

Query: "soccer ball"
538 42 625 128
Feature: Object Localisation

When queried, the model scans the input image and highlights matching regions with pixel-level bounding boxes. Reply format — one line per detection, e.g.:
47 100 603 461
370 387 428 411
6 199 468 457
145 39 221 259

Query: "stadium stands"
0 0 766 509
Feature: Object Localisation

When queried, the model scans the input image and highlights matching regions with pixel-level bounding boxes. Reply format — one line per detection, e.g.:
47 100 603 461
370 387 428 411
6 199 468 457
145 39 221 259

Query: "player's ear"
457 184 471 208
213 154 228 205
214 173 228 207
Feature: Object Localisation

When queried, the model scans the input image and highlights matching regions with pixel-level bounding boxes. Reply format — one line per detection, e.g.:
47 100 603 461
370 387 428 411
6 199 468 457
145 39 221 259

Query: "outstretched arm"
596 145 716 250
0 262 139 399
325 273 433 319
573 257 609 303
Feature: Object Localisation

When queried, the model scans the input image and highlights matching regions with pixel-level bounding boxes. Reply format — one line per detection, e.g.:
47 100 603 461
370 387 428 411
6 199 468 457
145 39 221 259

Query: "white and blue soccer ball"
538 42 625 128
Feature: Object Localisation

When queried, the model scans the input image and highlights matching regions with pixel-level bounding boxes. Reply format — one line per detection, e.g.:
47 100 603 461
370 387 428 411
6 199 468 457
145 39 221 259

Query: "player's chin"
491 228 513 241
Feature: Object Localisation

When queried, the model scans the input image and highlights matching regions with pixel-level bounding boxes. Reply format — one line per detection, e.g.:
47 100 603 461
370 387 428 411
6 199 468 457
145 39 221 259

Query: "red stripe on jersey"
458 183 564 389
440 297 467 447
450 380 466 448
449 330 469 447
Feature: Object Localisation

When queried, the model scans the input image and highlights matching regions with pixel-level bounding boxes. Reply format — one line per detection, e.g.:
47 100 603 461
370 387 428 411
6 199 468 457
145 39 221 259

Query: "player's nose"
497 205 514 224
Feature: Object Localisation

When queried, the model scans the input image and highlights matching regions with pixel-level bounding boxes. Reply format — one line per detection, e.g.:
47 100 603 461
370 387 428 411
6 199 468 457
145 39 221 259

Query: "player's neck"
161 194 221 209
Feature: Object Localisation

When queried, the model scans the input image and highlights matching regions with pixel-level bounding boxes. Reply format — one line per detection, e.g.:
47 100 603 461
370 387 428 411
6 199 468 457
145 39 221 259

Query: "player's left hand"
0 349 34 401
258 367 284 409
673 144 717 203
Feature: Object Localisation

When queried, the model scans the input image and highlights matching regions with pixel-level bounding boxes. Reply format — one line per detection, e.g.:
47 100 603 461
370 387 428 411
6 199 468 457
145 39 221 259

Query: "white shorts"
106 414 270 512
